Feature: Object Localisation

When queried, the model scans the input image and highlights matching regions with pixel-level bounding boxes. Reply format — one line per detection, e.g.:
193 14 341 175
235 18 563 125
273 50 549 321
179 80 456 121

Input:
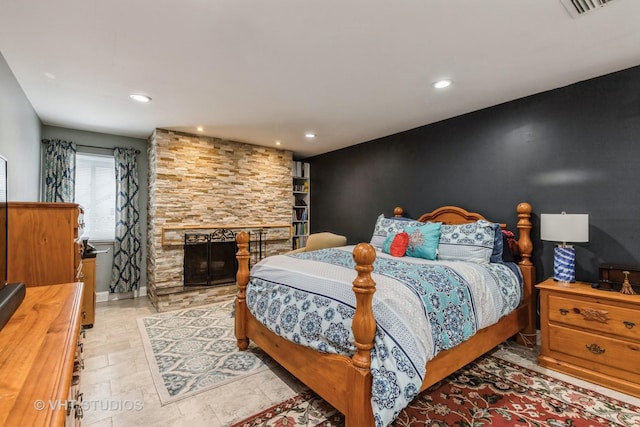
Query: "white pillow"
369 214 423 249
437 220 496 263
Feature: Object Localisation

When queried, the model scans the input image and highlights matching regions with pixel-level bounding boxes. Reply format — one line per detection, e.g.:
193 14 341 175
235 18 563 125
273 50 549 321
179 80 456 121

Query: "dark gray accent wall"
0 52 42 201
308 65 640 284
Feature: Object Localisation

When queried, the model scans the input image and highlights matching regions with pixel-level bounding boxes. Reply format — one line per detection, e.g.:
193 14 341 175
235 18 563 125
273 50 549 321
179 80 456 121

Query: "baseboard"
96 286 147 303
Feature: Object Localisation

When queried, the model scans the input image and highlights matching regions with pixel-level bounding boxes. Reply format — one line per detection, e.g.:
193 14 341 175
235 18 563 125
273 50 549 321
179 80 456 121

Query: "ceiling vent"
560 0 614 17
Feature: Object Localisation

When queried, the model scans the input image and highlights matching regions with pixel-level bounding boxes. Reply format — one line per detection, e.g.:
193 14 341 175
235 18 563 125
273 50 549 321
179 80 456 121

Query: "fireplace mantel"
161 223 291 246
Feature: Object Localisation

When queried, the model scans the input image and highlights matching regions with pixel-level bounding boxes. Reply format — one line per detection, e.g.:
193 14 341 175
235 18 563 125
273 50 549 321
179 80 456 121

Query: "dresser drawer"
549 324 640 375
548 294 640 341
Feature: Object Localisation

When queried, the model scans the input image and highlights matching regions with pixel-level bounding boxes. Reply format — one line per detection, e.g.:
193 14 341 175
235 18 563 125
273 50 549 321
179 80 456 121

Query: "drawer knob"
585 343 605 355
559 308 569 315
624 321 636 329
75 404 84 420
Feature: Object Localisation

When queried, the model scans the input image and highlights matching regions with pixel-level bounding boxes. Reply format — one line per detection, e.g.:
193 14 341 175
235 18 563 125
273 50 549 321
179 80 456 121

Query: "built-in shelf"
292 161 310 250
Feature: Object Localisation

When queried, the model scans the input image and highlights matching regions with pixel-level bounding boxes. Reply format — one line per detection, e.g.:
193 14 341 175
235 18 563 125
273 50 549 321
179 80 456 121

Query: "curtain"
110 147 142 293
42 139 76 202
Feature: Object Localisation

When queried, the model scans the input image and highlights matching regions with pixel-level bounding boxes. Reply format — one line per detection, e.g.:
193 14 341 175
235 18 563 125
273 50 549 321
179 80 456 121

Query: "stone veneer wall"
147 129 293 312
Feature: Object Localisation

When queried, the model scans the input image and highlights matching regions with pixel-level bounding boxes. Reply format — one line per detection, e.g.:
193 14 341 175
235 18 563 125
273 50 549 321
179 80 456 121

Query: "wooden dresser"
537 278 640 397
7 202 95 328
7 202 83 287
0 283 84 426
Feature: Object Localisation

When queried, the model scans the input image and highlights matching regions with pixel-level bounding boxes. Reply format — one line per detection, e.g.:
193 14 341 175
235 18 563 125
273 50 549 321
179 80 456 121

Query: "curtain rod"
41 140 141 154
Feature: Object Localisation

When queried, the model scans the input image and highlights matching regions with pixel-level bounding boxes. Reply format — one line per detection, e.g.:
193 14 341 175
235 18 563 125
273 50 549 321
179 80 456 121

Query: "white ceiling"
1 0 639 158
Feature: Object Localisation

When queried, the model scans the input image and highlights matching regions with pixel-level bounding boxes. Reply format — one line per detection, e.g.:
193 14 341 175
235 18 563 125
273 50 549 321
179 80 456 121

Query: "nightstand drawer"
549 324 640 375
548 294 640 341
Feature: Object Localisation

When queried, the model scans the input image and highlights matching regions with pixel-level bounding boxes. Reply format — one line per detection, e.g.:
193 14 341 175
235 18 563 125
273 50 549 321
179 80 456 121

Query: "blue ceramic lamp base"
553 245 576 282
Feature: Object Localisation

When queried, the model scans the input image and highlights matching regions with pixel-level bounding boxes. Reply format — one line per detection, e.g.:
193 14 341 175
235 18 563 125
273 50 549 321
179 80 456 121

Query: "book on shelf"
292 209 307 221
293 161 310 178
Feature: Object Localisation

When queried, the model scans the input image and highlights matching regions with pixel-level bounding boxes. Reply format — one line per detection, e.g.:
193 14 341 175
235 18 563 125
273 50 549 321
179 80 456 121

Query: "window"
75 153 116 241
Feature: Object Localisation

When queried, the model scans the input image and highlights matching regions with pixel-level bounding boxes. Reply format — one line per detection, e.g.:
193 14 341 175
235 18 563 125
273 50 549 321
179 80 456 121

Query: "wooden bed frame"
235 203 535 426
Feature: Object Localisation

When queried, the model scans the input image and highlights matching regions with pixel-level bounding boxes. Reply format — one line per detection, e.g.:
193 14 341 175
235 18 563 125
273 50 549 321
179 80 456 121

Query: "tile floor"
81 296 305 427
81 297 640 427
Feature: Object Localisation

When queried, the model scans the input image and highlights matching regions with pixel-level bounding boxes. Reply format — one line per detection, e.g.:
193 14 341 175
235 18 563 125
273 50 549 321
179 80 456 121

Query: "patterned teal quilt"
245 246 521 427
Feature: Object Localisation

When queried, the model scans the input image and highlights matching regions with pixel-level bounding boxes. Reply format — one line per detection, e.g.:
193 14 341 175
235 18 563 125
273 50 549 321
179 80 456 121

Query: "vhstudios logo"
34 399 144 412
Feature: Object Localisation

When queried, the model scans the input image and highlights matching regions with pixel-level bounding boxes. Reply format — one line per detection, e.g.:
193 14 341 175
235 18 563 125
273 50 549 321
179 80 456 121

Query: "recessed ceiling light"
433 80 452 89
130 94 152 103
305 133 316 139
196 126 204 132
275 141 281 146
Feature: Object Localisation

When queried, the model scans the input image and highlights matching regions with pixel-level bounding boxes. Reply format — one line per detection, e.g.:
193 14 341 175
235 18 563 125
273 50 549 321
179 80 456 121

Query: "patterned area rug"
232 345 640 427
137 300 271 405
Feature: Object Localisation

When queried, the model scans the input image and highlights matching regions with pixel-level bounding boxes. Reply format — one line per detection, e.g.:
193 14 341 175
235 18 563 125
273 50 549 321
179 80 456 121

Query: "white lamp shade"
540 213 589 243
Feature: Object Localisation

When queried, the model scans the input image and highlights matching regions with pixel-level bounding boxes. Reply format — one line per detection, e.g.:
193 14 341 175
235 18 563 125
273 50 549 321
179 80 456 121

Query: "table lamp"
540 212 589 282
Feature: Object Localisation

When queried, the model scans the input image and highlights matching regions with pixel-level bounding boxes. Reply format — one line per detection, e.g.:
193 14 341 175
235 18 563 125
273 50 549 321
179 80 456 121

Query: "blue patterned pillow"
369 214 423 249
404 222 442 260
437 220 495 264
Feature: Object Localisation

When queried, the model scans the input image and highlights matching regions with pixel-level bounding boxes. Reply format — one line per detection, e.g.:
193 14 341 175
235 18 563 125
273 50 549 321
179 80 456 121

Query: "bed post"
516 202 536 347
351 243 377 369
235 231 250 350
347 242 377 427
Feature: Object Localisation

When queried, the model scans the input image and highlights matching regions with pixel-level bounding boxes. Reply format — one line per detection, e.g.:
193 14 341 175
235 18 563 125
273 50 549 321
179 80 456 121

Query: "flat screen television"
0 155 26 333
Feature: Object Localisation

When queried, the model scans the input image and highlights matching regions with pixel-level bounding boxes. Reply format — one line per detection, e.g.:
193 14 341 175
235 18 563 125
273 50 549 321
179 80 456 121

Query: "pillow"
404 222 442 260
490 223 504 263
437 220 495 264
382 232 410 257
369 214 423 249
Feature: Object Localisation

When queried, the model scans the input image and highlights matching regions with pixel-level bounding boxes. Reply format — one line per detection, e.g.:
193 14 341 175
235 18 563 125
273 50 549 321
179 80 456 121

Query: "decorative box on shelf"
599 263 640 294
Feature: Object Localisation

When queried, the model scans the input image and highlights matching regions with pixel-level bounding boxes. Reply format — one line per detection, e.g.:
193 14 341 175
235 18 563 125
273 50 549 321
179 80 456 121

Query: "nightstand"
537 278 640 397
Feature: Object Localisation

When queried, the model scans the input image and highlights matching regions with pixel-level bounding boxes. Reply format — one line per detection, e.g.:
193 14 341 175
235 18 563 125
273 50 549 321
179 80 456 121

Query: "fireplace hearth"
184 230 238 287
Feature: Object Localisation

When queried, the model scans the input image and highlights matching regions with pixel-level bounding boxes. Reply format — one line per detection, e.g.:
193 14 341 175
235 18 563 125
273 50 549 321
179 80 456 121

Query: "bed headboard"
394 205 502 227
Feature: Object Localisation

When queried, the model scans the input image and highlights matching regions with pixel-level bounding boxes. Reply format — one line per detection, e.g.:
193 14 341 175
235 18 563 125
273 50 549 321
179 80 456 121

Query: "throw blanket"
246 246 521 427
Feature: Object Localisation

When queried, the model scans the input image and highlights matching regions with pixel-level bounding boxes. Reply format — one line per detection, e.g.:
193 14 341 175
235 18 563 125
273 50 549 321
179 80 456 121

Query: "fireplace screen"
184 230 238 287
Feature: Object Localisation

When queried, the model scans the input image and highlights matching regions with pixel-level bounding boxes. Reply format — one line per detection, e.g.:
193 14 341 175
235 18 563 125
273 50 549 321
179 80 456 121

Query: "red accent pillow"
389 232 410 257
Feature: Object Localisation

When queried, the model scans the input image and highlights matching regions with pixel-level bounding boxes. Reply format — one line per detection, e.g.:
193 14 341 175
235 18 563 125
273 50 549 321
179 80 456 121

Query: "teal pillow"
382 232 397 254
404 222 442 260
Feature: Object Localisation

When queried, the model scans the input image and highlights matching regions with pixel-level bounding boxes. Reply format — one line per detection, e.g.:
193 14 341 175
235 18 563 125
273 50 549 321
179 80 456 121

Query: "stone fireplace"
147 129 292 312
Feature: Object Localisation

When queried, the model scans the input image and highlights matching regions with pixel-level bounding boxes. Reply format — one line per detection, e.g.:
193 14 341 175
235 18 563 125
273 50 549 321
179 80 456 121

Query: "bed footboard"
234 230 379 370
234 232 376 426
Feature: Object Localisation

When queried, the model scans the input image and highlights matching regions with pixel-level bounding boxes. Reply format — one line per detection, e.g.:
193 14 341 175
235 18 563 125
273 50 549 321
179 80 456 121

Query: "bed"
234 203 535 427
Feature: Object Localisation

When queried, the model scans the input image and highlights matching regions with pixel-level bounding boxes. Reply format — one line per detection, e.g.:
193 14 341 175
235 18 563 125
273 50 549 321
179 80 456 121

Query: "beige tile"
108 366 154 395
83 417 113 427
107 346 147 366
110 393 181 427
82 380 112 402
84 354 109 371
84 339 132 360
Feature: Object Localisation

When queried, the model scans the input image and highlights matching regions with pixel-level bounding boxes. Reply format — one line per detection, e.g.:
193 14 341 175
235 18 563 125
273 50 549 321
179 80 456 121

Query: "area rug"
232 345 640 427
137 300 271 405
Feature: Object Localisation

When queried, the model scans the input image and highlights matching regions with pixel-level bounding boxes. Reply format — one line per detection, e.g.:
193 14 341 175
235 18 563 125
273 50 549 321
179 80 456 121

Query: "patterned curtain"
42 139 76 202
110 147 142 293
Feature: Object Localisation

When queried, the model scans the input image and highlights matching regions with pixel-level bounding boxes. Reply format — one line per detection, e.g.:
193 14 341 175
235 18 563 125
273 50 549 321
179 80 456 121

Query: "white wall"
0 52 41 201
